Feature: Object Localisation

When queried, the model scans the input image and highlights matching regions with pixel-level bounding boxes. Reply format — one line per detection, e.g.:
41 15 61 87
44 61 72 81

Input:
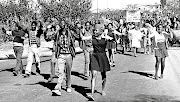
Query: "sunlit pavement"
0 47 180 102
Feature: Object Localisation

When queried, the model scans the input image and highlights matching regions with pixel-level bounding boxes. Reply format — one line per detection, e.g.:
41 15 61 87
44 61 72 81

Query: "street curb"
0 47 83 60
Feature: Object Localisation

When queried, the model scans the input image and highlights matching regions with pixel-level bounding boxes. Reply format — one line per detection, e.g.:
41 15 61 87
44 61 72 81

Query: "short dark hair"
108 23 113 27
85 21 91 26
31 21 37 26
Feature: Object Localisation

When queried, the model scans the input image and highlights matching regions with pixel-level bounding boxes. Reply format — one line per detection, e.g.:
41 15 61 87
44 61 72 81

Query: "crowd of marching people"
1 13 174 100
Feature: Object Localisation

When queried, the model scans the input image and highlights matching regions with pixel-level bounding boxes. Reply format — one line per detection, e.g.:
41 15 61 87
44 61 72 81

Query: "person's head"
14 23 21 30
47 28 51 32
61 28 67 35
93 24 104 37
31 21 37 31
156 24 163 34
108 23 113 30
76 22 81 28
51 26 56 32
85 21 91 30
61 20 66 29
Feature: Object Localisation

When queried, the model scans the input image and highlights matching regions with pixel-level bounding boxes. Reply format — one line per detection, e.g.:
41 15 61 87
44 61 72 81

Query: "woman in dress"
82 24 113 101
128 25 144 57
106 23 122 66
147 23 171 80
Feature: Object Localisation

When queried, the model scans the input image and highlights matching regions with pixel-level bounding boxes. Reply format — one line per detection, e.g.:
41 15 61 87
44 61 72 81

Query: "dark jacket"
12 30 26 44
54 28 76 58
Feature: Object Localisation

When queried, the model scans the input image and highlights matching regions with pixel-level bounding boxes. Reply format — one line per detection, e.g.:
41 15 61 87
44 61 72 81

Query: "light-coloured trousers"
54 54 73 90
25 44 40 74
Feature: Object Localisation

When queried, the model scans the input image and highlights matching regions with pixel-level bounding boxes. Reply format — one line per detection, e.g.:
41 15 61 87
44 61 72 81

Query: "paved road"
0 48 180 102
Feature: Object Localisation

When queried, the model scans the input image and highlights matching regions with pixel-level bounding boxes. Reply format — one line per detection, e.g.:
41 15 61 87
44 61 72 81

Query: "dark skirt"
155 42 168 58
106 40 116 49
90 52 110 72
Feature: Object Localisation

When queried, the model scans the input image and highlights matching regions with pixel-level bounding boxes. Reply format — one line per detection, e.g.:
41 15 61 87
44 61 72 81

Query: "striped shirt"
29 30 37 45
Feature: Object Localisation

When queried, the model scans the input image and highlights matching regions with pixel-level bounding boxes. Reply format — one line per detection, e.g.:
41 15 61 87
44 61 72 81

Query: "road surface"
0 48 180 102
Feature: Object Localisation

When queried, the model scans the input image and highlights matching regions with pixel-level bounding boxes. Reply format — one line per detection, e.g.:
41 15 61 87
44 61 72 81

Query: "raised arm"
113 30 122 36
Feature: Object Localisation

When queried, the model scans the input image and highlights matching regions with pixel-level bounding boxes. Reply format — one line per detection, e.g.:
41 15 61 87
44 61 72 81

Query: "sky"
91 0 160 12
0 0 161 11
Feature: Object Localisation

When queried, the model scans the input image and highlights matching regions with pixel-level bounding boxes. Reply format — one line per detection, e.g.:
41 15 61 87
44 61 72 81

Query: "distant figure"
80 21 93 79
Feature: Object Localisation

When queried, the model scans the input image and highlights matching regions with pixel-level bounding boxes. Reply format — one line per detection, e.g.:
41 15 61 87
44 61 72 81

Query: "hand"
21 37 25 39
106 36 113 40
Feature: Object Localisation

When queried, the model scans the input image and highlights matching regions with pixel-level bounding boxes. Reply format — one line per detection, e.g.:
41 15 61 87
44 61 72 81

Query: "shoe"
84 73 89 80
36 68 41 75
47 77 54 82
23 74 30 78
67 88 72 93
154 76 158 80
102 91 106 96
52 90 61 96
87 94 95 101
160 74 163 79
111 62 115 67
19 70 25 74
13 71 18 76
109 62 112 66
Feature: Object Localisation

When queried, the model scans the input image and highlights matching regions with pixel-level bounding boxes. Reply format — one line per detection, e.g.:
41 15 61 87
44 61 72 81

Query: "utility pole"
97 0 98 18
179 0 180 18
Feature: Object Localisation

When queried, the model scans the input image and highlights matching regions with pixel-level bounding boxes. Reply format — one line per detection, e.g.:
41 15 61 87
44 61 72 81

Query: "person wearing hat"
82 24 113 101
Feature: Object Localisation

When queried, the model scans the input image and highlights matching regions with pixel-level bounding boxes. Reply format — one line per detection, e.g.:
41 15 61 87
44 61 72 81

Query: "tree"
164 0 180 17
40 0 92 22
0 0 31 23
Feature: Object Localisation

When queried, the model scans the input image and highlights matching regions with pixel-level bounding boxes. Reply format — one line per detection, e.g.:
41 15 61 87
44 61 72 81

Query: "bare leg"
89 70 97 100
101 72 107 96
133 47 137 57
160 58 165 79
111 49 115 67
155 57 161 80
108 49 112 65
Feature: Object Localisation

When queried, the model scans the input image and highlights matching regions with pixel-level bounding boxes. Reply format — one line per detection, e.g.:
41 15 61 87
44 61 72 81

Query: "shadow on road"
127 94 180 102
25 81 56 90
71 84 91 100
121 71 154 79
25 81 97 100
71 84 101 101
96 94 180 102
71 71 88 80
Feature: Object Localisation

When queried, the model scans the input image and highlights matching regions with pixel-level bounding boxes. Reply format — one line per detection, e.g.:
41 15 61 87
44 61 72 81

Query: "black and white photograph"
0 0 180 101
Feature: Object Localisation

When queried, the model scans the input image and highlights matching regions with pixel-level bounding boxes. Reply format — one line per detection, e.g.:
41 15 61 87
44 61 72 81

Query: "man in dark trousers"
12 23 26 76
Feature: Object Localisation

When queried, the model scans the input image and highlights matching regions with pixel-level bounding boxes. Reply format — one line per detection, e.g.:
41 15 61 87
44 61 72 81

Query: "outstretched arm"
113 30 122 36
